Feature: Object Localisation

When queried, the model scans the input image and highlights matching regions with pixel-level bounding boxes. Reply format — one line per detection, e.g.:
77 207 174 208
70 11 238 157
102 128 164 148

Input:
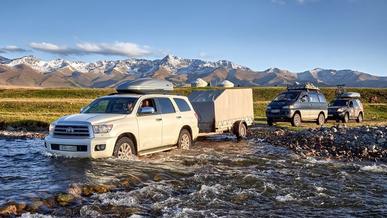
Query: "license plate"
59 145 77 152
271 109 280 113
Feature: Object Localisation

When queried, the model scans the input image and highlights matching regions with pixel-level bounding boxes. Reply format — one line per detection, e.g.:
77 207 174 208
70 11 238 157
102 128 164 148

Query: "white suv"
44 93 199 159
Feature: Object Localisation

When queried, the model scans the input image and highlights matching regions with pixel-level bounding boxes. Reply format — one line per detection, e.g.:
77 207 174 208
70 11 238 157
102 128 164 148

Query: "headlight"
93 124 113 134
282 105 293 109
49 123 56 135
337 108 344 112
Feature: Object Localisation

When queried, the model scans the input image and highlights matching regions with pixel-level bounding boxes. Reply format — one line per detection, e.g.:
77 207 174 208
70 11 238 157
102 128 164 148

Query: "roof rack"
287 82 320 91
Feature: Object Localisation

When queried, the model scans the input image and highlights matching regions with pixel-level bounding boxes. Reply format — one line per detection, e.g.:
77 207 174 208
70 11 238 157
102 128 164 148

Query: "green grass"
0 87 386 131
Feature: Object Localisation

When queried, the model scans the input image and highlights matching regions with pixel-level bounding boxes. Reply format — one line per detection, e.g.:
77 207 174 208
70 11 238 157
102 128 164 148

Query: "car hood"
328 106 346 109
56 113 127 125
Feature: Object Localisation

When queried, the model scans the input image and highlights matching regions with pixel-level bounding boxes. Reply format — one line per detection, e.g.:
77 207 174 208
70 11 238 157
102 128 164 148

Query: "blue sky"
0 0 386 76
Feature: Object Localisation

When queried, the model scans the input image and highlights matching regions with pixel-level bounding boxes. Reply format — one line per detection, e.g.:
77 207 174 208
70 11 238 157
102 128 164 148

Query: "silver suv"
266 84 328 127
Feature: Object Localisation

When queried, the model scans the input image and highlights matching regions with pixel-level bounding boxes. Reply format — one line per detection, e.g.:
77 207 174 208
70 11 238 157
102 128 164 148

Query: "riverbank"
0 130 46 139
250 125 387 162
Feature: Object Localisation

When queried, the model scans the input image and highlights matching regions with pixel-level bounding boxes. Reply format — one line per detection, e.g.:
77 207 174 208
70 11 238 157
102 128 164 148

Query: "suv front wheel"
357 113 363 123
113 137 136 160
342 113 349 123
177 129 192 150
291 113 301 127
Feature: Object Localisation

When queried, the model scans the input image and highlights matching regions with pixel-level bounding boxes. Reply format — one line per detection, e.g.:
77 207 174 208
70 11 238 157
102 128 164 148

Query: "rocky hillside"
0 55 386 88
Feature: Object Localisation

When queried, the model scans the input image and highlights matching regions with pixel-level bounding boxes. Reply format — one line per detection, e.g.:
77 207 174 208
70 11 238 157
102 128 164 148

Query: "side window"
138 98 158 113
158 98 176 114
349 101 354 107
318 94 326 103
309 93 320 103
300 95 309 103
173 98 191 112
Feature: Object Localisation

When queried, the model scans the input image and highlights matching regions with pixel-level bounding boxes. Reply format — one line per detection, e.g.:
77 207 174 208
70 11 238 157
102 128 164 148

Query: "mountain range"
0 55 386 88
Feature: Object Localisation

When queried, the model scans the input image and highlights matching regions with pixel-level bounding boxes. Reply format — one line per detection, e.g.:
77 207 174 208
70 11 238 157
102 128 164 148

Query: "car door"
298 93 311 120
156 97 181 146
309 93 321 120
136 98 162 151
351 100 361 119
348 100 356 119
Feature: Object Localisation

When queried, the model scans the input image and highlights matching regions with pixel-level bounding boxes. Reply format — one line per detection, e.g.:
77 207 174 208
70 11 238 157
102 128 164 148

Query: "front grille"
54 124 90 138
51 144 88 152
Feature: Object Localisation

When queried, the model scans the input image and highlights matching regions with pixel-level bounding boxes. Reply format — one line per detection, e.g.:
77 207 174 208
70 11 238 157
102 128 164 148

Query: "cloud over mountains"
29 41 152 57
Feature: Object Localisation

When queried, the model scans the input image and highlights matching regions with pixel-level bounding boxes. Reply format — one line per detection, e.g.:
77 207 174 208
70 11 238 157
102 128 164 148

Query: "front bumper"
44 135 117 158
266 109 294 121
327 112 345 120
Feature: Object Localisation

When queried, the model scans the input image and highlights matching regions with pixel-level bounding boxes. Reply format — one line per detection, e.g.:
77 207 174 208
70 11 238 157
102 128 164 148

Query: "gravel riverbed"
250 125 387 162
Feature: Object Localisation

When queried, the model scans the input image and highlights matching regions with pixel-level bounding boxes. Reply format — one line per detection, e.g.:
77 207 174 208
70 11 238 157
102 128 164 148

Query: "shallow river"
0 136 386 217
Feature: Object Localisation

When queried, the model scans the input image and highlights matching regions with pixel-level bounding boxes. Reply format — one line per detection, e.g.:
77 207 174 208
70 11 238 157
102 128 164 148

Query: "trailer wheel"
233 121 247 139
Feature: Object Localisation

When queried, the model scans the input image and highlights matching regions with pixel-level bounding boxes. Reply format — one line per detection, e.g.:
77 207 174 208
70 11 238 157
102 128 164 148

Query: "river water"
0 136 386 217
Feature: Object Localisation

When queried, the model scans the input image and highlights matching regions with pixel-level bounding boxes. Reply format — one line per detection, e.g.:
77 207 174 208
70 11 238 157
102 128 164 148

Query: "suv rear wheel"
178 129 192 150
113 137 136 160
357 112 363 123
317 113 325 125
291 113 301 127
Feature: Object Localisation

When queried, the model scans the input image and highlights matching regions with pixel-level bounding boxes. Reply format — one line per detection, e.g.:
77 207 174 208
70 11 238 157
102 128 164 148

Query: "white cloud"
29 41 152 57
0 45 28 53
30 42 74 54
76 42 151 57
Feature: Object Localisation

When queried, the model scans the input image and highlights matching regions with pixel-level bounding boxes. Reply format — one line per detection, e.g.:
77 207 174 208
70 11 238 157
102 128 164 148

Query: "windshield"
82 97 138 114
330 99 348 107
274 92 299 101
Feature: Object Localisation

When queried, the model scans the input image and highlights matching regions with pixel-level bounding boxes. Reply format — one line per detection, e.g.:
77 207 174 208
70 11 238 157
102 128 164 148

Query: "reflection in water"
0 137 386 217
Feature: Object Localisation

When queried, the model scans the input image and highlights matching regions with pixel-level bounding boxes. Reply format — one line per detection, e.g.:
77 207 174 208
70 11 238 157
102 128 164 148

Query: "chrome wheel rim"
294 115 301 126
319 115 325 125
117 143 133 159
180 133 191 150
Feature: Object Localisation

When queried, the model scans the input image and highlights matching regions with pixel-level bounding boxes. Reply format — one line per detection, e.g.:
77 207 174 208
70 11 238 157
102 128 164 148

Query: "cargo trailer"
188 88 254 138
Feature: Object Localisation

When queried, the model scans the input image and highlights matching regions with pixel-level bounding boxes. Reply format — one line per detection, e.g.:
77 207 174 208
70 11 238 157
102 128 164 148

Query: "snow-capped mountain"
0 55 386 88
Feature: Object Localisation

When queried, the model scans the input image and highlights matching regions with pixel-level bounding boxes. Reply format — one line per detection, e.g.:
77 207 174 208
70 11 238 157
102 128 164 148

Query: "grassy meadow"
0 87 386 131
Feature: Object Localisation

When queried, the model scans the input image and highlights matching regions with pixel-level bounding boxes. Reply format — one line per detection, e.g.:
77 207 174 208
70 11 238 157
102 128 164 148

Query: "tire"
177 129 192 150
267 118 274 126
342 113 349 123
113 137 136 160
317 113 325 125
291 113 301 127
356 113 363 123
233 120 247 139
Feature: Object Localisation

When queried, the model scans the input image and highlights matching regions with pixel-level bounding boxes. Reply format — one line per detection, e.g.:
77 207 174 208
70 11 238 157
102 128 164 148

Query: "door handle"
176 116 182 119
156 118 162 121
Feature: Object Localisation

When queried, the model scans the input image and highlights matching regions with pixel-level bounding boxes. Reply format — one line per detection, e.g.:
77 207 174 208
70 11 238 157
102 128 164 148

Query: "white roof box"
116 78 174 94
338 92 361 98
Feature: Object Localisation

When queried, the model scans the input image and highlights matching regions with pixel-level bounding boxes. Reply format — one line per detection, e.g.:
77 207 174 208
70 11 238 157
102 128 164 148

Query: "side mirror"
139 107 155 114
80 107 85 113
